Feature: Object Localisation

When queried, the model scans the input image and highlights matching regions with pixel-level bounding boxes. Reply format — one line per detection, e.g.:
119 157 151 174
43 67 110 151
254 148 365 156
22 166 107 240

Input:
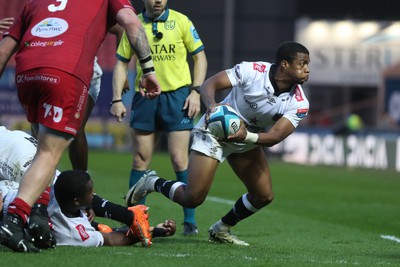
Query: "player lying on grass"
0 126 175 250
126 41 310 246
49 170 176 247
0 170 176 248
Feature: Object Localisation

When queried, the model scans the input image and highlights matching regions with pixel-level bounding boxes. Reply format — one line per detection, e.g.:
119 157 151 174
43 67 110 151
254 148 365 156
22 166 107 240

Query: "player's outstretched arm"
101 230 136 246
116 8 160 98
101 220 176 246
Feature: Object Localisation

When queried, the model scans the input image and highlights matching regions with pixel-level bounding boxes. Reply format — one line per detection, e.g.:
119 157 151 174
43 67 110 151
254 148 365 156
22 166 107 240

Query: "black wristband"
191 86 201 94
139 55 155 76
110 99 122 106
142 66 155 75
139 55 152 64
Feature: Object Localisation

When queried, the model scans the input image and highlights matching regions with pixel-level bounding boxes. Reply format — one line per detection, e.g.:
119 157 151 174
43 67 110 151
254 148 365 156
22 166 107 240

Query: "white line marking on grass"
206 196 235 205
112 252 134 256
112 252 191 258
155 253 191 258
380 235 400 243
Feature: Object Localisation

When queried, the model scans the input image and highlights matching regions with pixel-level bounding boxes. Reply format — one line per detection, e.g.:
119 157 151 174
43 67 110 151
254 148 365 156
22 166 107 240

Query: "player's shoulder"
168 9 187 18
234 61 272 80
290 84 309 107
0 126 8 138
168 9 191 23
237 61 271 72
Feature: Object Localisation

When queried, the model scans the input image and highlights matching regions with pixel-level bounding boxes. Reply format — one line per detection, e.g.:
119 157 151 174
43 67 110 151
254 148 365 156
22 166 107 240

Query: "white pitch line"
206 196 235 205
380 235 400 243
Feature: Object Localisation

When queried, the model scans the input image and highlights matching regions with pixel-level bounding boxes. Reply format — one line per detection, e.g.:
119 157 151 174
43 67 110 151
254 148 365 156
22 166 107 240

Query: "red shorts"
16 68 88 136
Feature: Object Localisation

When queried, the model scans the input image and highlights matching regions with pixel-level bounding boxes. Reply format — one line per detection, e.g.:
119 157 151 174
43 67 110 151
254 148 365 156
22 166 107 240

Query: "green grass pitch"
1 150 399 266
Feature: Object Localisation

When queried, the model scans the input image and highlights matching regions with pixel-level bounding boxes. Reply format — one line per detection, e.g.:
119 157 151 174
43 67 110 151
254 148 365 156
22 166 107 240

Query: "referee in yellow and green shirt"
111 0 207 235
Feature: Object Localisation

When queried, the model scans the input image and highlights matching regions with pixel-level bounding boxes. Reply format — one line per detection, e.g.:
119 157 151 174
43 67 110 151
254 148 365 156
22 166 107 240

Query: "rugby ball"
208 105 241 139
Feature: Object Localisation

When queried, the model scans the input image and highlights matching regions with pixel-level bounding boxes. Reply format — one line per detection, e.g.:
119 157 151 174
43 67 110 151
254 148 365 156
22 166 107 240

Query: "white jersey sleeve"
48 190 104 247
226 61 264 89
281 85 309 128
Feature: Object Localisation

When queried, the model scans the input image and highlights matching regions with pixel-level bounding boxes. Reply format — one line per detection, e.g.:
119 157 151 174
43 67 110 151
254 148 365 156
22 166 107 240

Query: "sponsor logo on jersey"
243 96 258 109
151 44 176 61
24 136 38 147
75 224 89 241
266 96 276 106
296 108 308 118
164 20 176 30
31 18 68 38
16 74 60 84
24 40 64 47
209 146 218 157
294 86 304 101
75 86 87 121
253 63 266 73
191 26 200 42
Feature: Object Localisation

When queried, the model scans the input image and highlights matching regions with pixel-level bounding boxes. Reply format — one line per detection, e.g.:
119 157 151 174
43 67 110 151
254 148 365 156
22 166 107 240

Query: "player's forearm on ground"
116 9 152 61
112 61 129 100
102 231 135 246
192 51 207 87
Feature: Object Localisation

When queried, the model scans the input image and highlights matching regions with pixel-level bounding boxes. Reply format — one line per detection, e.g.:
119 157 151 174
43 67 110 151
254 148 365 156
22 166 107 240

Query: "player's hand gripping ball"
207 105 241 139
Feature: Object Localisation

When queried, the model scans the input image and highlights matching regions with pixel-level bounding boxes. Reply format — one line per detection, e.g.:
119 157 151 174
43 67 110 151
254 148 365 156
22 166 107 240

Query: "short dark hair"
54 170 91 205
275 41 309 65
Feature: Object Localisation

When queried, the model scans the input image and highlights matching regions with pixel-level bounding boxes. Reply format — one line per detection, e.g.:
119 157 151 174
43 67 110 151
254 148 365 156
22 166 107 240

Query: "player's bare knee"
170 156 187 171
133 155 149 169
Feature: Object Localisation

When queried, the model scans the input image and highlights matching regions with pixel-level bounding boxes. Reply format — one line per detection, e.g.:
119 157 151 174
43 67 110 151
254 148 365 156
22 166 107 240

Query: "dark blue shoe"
27 204 56 249
182 222 198 236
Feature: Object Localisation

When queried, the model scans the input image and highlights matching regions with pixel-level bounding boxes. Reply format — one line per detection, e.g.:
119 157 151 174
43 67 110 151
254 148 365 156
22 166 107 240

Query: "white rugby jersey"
0 127 37 183
48 190 104 247
196 61 309 133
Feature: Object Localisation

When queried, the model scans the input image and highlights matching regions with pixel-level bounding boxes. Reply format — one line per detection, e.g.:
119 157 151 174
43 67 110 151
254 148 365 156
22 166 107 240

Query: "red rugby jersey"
5 0 134 87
